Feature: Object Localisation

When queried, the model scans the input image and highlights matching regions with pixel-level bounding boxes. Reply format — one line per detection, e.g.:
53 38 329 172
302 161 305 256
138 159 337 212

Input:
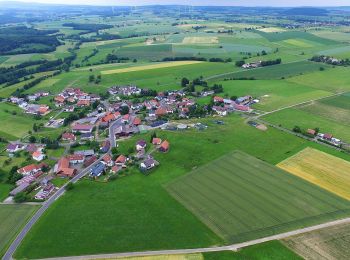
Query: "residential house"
115 155 127 167
140 157 159 171
7 143 25 153
159 140 170 153
136 140 147 151
72 124 94 134
100 140 111 153
54 157 77 178
18 164 40 175
32 151 45 162
90 162 106 177
62 132 76 142
67 154 85 164
102 154 114 167
152 138 162 145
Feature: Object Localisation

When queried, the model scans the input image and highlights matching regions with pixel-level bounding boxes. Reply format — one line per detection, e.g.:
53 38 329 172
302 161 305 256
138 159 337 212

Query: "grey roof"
90 162 105 177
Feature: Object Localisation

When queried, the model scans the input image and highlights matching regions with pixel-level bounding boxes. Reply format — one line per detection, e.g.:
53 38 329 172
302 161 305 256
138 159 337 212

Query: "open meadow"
278 147 350 200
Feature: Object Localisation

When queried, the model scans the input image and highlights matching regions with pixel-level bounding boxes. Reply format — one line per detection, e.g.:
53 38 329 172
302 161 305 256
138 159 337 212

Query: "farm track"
32 217 350 260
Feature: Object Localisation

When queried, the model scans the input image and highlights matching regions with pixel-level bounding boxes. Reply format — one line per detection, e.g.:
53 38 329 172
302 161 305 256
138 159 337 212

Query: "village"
3 84 255 203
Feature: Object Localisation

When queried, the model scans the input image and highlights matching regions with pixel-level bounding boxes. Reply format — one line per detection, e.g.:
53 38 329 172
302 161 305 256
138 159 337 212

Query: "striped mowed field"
101 61 203 75
277 147 350 200
166 151 350 243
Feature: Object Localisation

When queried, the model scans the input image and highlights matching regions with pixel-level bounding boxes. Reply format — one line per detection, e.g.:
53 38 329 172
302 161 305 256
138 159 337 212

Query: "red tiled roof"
152 138 162 145
115 155 127 164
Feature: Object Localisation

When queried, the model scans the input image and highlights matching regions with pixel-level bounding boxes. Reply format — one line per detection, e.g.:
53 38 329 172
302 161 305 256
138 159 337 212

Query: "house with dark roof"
136 140 147 151
140 157 159 171
90 162 106 177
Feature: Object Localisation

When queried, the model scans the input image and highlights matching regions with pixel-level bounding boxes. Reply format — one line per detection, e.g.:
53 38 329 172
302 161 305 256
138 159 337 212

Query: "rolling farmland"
277 147 350 200
101 61 203 74
166 151 350 243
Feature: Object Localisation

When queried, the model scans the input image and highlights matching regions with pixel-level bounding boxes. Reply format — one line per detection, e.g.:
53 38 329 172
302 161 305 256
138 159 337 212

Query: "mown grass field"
283 222 350 260
263 108 350 143
15 114 350 259
204 241 301 260
209 61 325 81
101 61 203 75
278 147 350 200
166 150 350 243
220 80 331 111
0 204 39 258
286 67 350 93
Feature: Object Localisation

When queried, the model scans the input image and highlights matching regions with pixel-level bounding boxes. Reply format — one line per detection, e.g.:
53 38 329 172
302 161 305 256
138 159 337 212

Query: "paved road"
35 217 350 260
108 117 123 148
2 155 107 260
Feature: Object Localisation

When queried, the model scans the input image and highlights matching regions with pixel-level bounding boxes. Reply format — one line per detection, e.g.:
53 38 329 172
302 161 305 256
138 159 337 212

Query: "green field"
0 204 38 257
209 61 326 81
167 150 350 243
220 80 331 111
263 108 350 143
204 241 301 260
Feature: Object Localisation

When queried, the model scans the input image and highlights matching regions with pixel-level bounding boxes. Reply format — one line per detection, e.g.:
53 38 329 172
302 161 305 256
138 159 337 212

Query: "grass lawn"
283 222 350 260
0 103 48 140
167 150 350 243
0 204 39 258
278 147 350 200
286 67 350 93
263 108 350 143
204 241 301 260
209 61 326 81
14 115 350 259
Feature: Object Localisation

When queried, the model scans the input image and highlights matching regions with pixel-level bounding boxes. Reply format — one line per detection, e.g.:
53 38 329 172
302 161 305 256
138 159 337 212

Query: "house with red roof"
214 96 224 103
62 132 76 142
115 155 127 167
72 124 94 133
32 151 45 162
67 154 85 164
102 154 114 167
18 164 40 175
159 140 170 153
152 138 162 145
54 157 77 178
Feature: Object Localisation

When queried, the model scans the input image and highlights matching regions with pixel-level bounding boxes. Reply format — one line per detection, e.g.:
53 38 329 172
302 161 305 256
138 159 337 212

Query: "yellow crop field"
283 39 314 48
258 27 286 33
101 61 203 75
277 147 350 200
182 37 218 44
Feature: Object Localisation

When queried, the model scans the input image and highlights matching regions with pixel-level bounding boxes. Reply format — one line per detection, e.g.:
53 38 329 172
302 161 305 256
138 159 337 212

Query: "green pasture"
220 80 331 111
0 204 39 258
263 108 350 143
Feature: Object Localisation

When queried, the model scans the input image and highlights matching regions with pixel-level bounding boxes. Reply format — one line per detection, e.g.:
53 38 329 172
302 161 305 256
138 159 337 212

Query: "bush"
14 192 28 203
65 182 75 191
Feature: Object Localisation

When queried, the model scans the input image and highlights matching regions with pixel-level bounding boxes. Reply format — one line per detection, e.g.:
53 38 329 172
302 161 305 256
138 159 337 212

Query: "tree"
29 136 36 143
111 147 118 156
14 192 27 203
89 75 95 82
235 60 245 67
150 132 157 143
293 126 302 133
181 77 189 87
33 123 38 132
65 182 75 191
120 106 129 115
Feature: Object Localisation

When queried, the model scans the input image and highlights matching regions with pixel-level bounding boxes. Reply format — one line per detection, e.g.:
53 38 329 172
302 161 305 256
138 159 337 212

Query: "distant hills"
283 7 329 16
